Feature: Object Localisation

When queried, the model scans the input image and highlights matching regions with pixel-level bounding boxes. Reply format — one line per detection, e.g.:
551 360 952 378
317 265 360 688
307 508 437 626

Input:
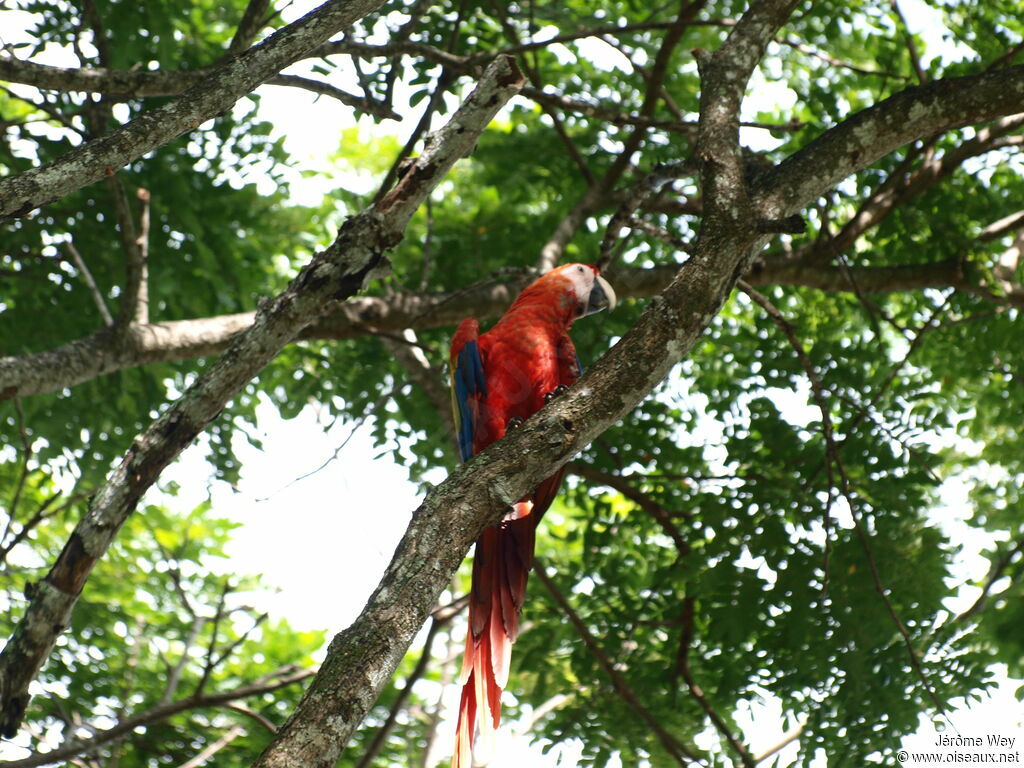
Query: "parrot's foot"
506 416 525 431
544 385 570 403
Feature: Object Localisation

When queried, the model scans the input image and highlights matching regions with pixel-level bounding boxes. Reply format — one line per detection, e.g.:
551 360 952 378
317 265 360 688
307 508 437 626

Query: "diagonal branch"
0 0 395 217
792 113 1024 265
176 723 246 768
535 0 707 272
535 564 701 766
755 65 1024 220
227 0 273 55
568 461 690 556
677 597 753 767
250 9 813 763
740 280 949 722
0 55 525 739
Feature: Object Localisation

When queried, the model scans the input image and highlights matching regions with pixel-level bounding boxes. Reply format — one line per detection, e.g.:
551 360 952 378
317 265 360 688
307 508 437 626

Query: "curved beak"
585 274 617 316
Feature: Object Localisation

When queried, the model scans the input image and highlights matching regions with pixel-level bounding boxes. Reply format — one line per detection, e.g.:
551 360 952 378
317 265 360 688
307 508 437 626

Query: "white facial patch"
562 263 596 306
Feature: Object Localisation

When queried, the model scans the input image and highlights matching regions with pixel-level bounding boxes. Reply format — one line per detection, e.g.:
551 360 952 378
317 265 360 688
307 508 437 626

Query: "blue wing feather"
452 339 487 463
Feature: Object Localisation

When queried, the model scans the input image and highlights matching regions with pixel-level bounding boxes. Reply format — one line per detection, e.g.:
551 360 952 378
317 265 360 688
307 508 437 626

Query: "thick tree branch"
0 55 525 738
756 65 1024 219
0 254 991 400
0 0 395 217
251 9 811 762
792 113 1024 264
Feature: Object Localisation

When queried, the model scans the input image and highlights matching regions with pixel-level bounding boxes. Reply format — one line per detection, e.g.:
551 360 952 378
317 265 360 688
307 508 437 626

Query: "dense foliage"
1 0 1022 766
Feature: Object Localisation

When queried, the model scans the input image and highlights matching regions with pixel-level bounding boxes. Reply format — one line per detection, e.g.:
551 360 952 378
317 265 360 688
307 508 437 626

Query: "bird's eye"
577 266 584 272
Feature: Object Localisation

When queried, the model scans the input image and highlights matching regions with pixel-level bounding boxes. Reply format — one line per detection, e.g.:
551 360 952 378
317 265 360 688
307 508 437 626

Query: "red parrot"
448 263 616 768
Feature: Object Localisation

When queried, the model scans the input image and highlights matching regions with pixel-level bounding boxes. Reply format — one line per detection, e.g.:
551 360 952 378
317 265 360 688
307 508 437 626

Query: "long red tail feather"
452 501 535 768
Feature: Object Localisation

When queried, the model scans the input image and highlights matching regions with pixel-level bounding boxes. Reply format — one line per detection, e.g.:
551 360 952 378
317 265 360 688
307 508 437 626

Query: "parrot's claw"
544 385 570 403
506 416 524 431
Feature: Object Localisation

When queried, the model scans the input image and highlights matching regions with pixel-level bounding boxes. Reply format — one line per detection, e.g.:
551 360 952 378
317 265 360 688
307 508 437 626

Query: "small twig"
836 458 950 721
381 0 434 104
839 290 952 443
379 328 455 446
954 538 1024 625
211 611 268 669
1 669 314 768
133 188 151 325
257 386 395 500
534 561 701 766
220 702 277 734
161 615 206 705
779 36 907 80
176 723 246 768
568 461 691 556
487 0 594 184
677 598 754 767
598 161 694 270
890 0 927 85
195 582 232 696
753 723 804 764
1 492 71 565
625 215 694 255
65 241 114 327
0 84 82 135
5 399 33 534
266 75 400 120
741 280 950 723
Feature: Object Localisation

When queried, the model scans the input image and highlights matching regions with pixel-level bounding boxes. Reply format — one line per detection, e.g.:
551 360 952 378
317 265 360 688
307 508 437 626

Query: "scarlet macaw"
448 263 616 768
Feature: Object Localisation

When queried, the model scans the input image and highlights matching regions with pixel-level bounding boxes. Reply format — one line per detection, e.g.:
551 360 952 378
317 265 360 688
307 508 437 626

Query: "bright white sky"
3 0 1021 765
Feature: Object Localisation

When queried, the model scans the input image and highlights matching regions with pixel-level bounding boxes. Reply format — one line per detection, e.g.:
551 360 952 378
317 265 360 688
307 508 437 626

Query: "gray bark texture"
0 254 984 400
252 10 1024 768
3 0 1024 763
0 0 390 217
0 54 526 740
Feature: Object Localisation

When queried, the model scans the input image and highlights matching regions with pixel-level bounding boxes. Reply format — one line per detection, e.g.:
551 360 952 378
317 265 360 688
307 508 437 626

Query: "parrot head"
513 263 616 325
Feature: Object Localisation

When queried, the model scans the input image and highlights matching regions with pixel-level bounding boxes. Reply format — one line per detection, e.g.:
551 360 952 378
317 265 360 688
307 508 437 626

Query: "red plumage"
448 264 615 768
